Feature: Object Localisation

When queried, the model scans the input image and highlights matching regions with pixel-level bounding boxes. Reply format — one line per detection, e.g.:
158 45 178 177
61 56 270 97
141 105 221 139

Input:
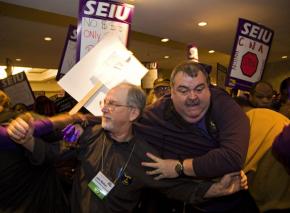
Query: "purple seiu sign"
227 18 274 91
56 25 77 80
77 0 134 61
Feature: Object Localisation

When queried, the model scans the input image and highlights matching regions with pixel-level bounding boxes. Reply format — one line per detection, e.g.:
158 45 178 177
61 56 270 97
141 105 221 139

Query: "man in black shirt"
8 83 247 213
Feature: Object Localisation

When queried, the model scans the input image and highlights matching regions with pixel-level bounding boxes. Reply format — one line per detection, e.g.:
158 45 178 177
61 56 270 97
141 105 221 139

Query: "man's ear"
129 107 140 122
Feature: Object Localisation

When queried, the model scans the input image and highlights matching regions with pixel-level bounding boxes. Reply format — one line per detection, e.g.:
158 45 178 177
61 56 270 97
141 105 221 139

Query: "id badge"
88 171 115 199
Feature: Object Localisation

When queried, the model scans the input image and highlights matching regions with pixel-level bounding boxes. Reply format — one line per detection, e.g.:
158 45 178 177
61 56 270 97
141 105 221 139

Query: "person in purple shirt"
0 112 91 149
272 124 290 174
0 112 96 213
0 116 53 149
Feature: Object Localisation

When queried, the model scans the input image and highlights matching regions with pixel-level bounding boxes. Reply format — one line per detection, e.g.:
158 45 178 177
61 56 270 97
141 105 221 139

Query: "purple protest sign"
77 0 134 61
56 25 77 80
227 18 274 91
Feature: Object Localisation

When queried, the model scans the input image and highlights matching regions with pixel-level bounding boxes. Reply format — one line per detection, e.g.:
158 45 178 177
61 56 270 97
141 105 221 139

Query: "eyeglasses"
99 99 132 112
154 86 170 93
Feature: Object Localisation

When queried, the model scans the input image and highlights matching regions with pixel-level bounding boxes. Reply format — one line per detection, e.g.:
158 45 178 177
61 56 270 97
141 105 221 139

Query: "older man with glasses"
7 82 247 213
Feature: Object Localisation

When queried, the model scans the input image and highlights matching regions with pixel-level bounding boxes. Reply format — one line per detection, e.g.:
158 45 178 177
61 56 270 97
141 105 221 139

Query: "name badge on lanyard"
88 171 115 200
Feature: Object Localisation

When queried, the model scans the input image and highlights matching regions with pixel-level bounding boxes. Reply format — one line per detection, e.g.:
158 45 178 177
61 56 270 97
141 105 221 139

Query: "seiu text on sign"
0 72 25 89
240 21 273 45
83 1 133 23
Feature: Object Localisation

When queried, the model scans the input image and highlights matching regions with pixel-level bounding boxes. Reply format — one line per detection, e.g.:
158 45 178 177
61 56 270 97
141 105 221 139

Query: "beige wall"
262 60 290 92
30 80 63 98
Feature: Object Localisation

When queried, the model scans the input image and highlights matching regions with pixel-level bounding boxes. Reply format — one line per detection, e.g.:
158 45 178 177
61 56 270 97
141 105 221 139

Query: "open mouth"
185 102 199 107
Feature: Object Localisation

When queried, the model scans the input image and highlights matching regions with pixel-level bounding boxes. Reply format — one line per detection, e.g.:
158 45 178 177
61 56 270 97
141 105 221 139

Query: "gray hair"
170 61 210 86
116 82 146 115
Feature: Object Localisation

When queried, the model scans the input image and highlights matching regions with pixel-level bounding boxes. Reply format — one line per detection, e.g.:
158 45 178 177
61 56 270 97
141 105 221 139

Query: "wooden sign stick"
69 81 103 115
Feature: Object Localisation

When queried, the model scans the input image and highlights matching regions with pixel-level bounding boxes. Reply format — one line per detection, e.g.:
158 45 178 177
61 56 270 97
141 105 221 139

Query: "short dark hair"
153 78 170 89
280 77 290 94
250 81 273 95
279 77 290 103
170 61 210 86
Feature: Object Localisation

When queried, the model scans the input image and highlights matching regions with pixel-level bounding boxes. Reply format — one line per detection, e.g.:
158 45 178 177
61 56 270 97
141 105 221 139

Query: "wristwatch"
175 159 184 177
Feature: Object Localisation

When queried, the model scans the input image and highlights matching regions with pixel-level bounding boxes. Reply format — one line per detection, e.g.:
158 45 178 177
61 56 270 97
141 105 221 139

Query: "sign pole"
69 82 103 115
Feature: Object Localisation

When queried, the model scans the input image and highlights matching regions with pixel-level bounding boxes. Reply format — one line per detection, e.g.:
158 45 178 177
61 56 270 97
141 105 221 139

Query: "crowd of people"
0 61 289 213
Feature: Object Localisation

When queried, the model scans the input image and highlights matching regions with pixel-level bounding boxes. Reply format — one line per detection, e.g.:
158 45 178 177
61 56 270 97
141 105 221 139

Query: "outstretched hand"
220 170 248 192
62 123 84 145
141 152 179 180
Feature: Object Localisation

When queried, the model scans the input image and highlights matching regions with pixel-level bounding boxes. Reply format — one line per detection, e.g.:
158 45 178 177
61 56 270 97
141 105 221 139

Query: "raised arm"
6 115 36 152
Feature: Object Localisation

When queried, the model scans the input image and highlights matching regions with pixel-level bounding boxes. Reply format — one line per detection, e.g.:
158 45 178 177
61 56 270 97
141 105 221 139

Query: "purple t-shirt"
0 119 53 149
272 124 290 173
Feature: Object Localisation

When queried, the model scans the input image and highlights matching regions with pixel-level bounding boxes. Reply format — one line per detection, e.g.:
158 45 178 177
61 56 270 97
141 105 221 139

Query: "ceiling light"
0 67 7 79
161 38 169 43
281 56 288 59
12 67 32 75
0 66 32 79
164 56 170 59
208 50 215 54
198 22 207 27
44 37 52 41
15 58 22 62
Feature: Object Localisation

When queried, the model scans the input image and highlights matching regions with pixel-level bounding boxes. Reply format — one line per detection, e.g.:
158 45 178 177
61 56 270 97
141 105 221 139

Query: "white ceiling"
0 0 289 74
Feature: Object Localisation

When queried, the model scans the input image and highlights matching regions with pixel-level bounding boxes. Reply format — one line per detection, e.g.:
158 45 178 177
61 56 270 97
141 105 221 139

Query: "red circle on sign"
240 52 258 77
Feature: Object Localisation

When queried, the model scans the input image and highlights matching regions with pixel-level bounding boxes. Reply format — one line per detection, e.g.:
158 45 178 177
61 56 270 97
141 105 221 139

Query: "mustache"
185 99 200 107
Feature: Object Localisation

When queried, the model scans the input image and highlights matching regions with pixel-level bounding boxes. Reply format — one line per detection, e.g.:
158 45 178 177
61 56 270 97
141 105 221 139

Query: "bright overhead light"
161 38 169 43
44 37 52 41
0 66 32 79
208 50 215 54
198 22 207 27
164 56 170 59
12 67 32 75
15 58 22 62
0 67 7 79
281 55 288 59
